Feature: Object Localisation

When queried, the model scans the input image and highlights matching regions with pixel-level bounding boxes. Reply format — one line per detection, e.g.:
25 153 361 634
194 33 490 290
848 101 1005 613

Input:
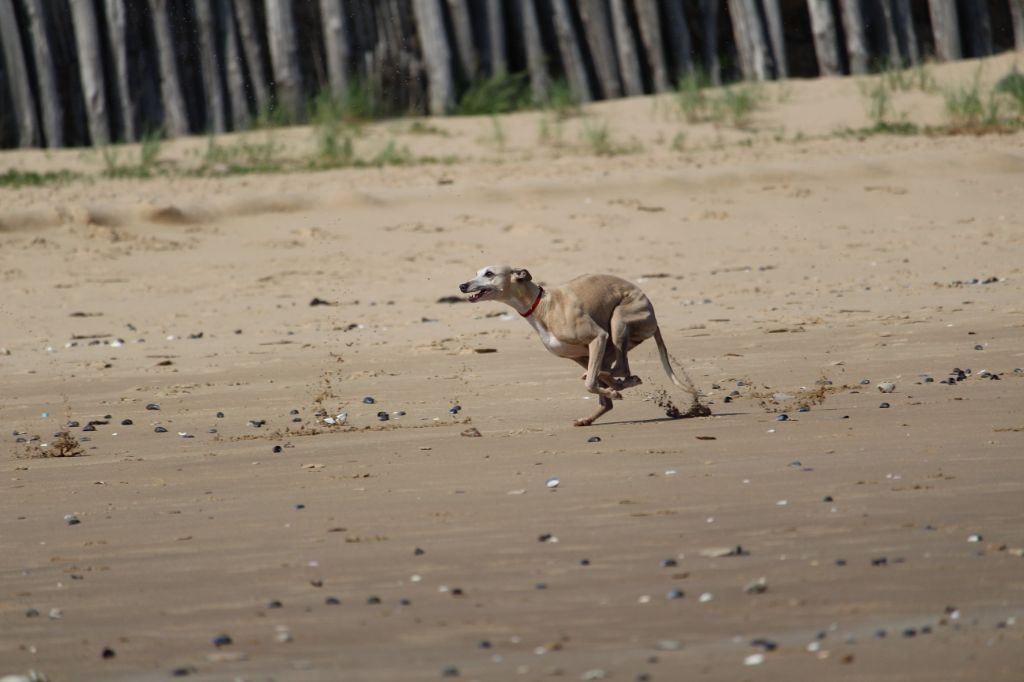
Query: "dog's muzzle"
459 282 470 293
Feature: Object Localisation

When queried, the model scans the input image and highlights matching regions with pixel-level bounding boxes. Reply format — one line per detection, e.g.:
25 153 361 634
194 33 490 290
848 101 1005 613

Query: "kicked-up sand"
2 54 1024 681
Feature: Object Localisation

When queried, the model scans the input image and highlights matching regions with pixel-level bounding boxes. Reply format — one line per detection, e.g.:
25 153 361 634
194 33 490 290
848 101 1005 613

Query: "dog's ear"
511 268 532 283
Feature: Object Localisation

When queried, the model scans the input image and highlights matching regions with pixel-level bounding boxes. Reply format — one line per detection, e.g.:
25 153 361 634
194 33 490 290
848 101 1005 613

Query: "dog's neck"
507 282 544 317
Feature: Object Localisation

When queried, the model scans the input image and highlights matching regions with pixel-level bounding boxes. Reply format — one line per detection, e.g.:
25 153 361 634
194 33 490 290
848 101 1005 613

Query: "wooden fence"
1 0 1022 149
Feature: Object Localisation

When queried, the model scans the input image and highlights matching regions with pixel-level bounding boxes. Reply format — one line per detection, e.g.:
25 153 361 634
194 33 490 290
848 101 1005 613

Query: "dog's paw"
573 418 593 427
608 390 623 401
621 375 642 388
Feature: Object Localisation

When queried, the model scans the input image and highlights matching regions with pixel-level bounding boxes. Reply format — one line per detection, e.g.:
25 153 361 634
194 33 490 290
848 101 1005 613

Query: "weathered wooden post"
727 0 754 79
0 0 38 147
234 0 271 114
103 0 136 141
320 0 350 102
70 0 111 145
412 0 454 115
663 0 696 79
445 0 479 80
839 0 869 74
265 0 305 121
633 0 671 92
609 0 644 95
196 1 228 133
729 0 770 80
961 0 993 56
150 0 190 137
806 0 842 75
894 0 920 64
520 0 550 103
928 0 962 61
1011 0 1024 50
486 0 507 76
23 0 63 147
220 0 250 129
551 0 594 102
700 0 722 85
579 0 623 98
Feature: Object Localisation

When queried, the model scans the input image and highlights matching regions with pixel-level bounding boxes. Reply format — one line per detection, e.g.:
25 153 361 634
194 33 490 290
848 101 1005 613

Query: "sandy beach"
2 54 1024 681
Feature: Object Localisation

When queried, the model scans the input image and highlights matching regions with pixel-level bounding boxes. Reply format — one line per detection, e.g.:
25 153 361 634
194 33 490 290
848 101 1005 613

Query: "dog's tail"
654 327 684 388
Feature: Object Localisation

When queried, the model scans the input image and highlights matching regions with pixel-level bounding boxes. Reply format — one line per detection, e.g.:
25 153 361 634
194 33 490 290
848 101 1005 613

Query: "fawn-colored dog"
459 265 686 426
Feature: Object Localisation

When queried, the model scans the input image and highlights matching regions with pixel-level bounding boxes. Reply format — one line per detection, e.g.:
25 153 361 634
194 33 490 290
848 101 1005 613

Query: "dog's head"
459 265 532 303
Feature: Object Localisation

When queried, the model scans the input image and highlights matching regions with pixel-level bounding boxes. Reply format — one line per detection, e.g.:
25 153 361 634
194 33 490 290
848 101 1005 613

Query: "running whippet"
459 265 692 426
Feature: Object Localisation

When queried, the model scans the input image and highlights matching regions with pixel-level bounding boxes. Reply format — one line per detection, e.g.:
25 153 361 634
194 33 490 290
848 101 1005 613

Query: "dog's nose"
459 282 469 293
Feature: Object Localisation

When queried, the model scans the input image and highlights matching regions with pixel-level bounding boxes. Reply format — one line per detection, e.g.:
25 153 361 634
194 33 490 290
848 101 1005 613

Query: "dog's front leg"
583 334 622 401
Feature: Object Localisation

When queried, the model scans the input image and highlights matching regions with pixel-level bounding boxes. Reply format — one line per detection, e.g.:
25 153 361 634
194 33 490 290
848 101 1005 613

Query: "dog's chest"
527 318 586 358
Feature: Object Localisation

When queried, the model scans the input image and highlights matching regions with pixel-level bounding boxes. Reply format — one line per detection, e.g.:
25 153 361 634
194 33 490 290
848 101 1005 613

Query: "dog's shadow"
595 410 747 427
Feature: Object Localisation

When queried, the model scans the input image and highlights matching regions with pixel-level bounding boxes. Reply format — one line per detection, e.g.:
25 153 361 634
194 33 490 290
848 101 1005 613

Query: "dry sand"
3 54 1024 681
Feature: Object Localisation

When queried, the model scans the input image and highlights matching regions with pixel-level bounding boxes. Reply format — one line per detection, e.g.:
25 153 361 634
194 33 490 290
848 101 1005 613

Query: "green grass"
674 74 761 129
100 129 164 179
488 115 507 151
675 72 710 123
199 132 283 175
0 168 82 187
310 93 355 166
712 84 761 128
579 119 639 156
881 61 937 93
456 73 532 116
859 79 898 128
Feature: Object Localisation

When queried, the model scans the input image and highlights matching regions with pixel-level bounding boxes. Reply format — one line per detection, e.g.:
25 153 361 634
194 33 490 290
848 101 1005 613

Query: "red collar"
521 288 544 318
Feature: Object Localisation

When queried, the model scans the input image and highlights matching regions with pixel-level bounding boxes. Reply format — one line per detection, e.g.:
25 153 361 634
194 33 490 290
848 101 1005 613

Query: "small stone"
775 414 788 422
875 628 887 638
798 406 810 412
535 582 548 590
877 382 895 393
860 379 870 385
154 426 168 433
879 402 890 408
588 436 601 443
750 638 778 651
479 640 492 649
64 514 80 525
247 419 265 428
290 409 300 415
902 628 917 638
546 477 560 489
449 405 461 414
325 596 341 605
367 596 381 604
974 344 984 351
146 403 160 410
835 559 847 566
212 634 232 647
216 411 225 418
580 558 591 566
655 639 681 651
121 419 132 426
967 534 982 543
441 666 460 678
363 396 376 404
698 592 713 603
581 670 606 680
460 427 482 437
273 445 283 453
171 666 196 677
871 557 888 566
744 577 768 594
665 589 684 600
25 608 40 617
823 495 834 502
102 647 116 659
295 503 305 509
267 600 283 609
414 547 426 556
67 420 80 428
538 533 554 542
661 558 678 568
49 607 63 619
743 653 765 666
310 579 323 587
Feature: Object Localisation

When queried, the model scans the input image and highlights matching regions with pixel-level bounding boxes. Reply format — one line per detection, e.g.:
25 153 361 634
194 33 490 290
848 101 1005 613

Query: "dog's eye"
484 271 494 278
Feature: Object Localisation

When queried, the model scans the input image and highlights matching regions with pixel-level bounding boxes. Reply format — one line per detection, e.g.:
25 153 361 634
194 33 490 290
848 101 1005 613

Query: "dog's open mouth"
467 288 490 302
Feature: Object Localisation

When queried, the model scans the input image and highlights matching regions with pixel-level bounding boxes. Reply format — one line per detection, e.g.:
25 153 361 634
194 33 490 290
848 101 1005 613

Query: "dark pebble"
121 419 132 426
588 436 601 443
823 495 834 503
636 675 651 682
377 411 389 422
267 600 283 609
974 344 984 351
216 411 225 418
154 426 167 433
580 558 591 566
666 589 684 600
414 547 426 556
146 403 160 411
65 514 81 525
101 647 116 659
208 428 217 434
400 598 411 606
798 406 810 412
212 634 233 647
478 640 492 649
363 396 376 405
902 628 917 638
535 583 548 590
67 421 80 428
776 414 789 422
451 587 464 596
273 445 283 453
171 667 195 677
860 379 870 385
290 409 300 415
538 533 553 542
921 625 932 634
449 405 461 414
924 377 934 383
295 504 305 510
292 417 301 423
25 608 39 617
723 396 732 403
875 629 887 638
750 638 778 651
15 437 26 443
248 419 265 428
325 597 340 605
367 596 381 605
871 557 888 566
661 558 678 568
82 424 96 432
835 559 847 566
879 402 890 408
441 666 460 678
310 579 323 587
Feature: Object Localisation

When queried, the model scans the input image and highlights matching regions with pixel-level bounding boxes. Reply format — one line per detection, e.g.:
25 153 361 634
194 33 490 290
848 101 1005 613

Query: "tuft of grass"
311 93 355 166
859 79 896 128
995 69 1024 116
543 78 581 119
407 119 450 136
19 430 84 458
365 139 413 167
881 61 937 93
579 119 639 156
0 168 81 187
100 129 163 179
675 72 710 122
670 131 686 151
456 73 532 116
199 132 283 175
712 84 761 128
488 115 507 151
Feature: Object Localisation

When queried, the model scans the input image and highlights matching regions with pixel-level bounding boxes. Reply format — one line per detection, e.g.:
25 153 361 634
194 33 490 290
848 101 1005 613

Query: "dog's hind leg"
572 357 617 426
609 307 642 389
